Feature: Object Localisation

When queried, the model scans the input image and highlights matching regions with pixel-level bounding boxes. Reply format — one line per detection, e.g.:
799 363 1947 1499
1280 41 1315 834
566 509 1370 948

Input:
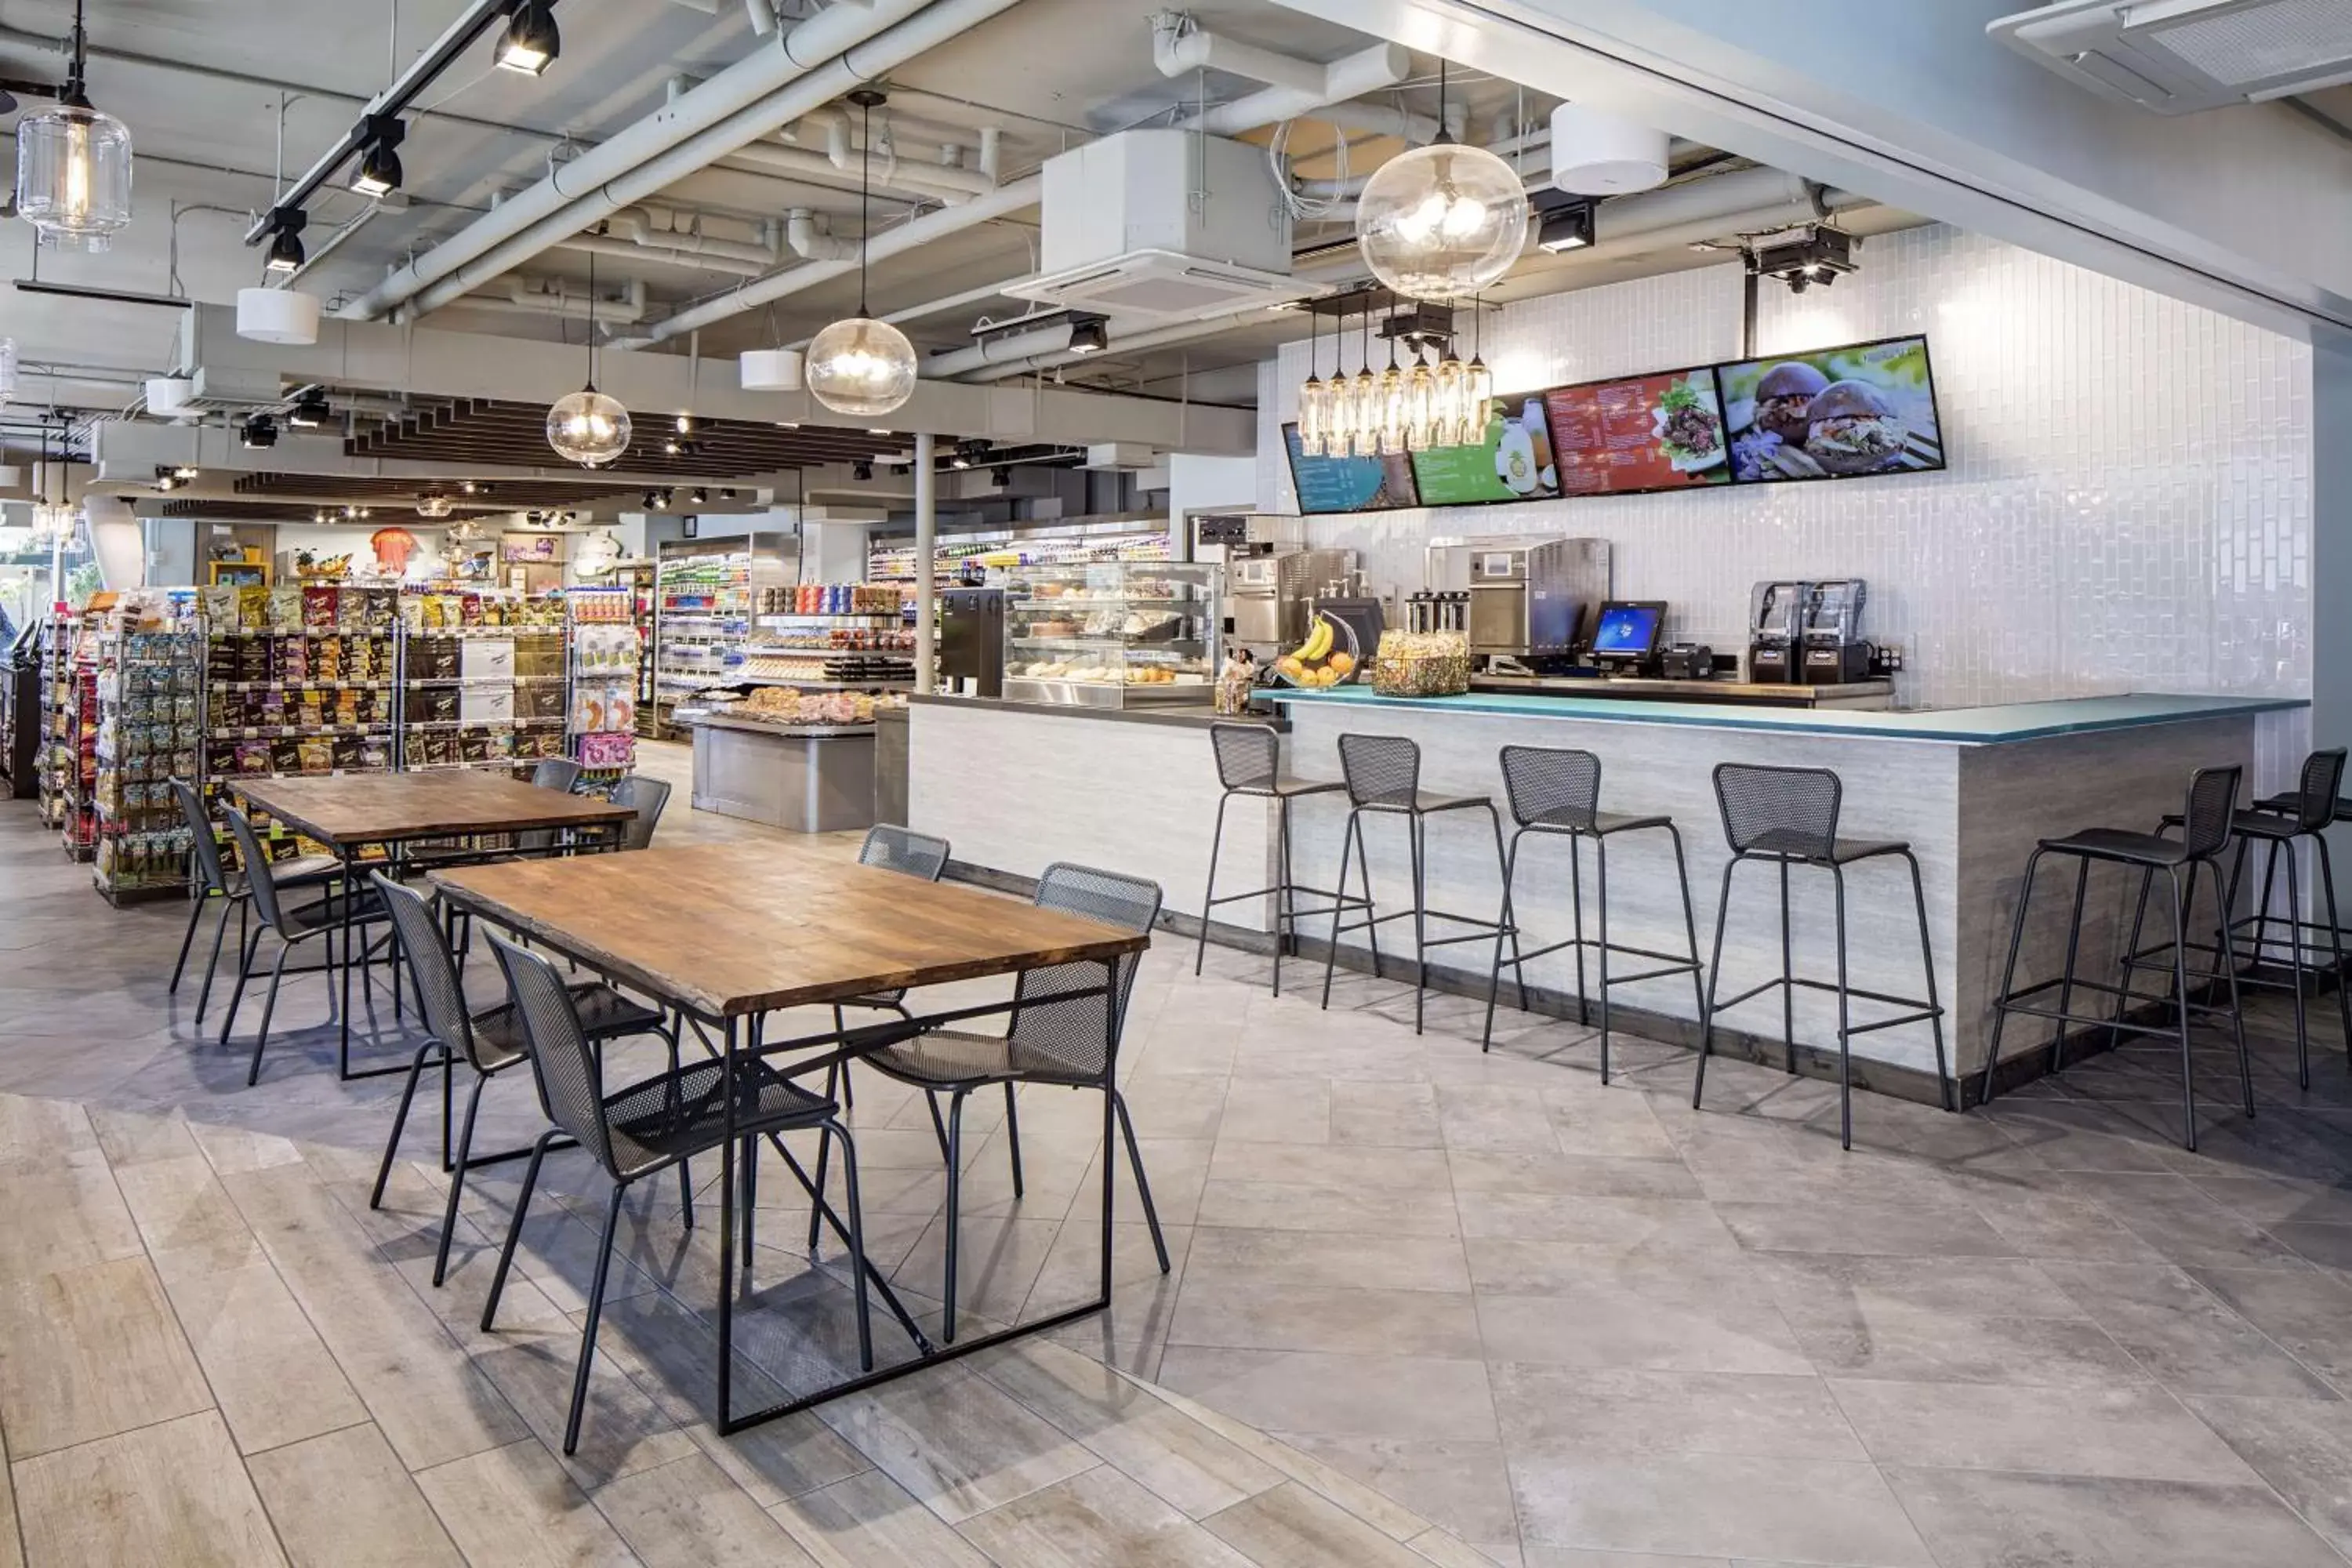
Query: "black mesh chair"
1695 764 1950 1149
514 757 586 857
1980 764 2250 1151
607 775 670 851
479 932 871 1455
858 862 1165 1344
1196 723 1348 997
1319 733 1517 1034
367 872 680 1286
1480 746 1707 1081
217 807 394 1087
167 779 336 1024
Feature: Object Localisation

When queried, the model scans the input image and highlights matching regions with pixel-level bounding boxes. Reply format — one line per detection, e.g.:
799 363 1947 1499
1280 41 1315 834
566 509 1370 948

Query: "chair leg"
925 1091 951 1164
2283 839 2310 1093
2107 865 2158 1051
1274 794 1297 996
370 1038 446 1210
245 941 292 1087
825 1120 875 1372
1004 1083 1024 1200
2050 857 2090 1076
1567 829 1590 1027
169 892 208 993
1980 848 2047 1109
1481 828 1522 1054
2212 861 2256 1118
218 921 261 1047
194 896 236 1025
2316 834 2350 1077
942 1090 968 1345
1777 858 1795 1069
1485 804 1526 1012
808 1062 840 1253
1595 834 1613 1086
1900 850 1954 1112
1670 826 1709 1058
1354 811 1384 981
1195 792 1229 978
1321 808 1359 1011
1111 1088 1171 1274
563 1181 627 1456
481 1130 556 1331
433 1069 489 1287
2167 866 2200 1152
739 1135 759 1277
1831 864 1853 1151
1409 813 1428 1036
1693 857 1739 1111
679 1159 695 1231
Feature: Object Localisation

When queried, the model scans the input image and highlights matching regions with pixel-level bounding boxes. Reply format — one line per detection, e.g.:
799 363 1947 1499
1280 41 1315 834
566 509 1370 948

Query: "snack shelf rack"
90 597 201 905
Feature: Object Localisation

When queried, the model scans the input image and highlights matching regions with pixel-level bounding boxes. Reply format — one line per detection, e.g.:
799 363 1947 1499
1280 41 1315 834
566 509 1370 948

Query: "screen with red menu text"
1541 367 1731 497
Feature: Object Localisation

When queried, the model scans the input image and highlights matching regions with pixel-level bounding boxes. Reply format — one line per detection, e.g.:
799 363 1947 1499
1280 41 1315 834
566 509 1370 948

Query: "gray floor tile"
1185 1226 1472 1294
1827 1378 2260 1481
1171 1279 1483 1358
1713 1200 2018 1258
1269 1433 1519 1544
2041 1261 2343 1399
1154 1347 1498 1443
956 1464 1257 1568
1506 1450 1931 1565
1200 1480 1436 1568
2181 1393 2352 1559
2183 1265 2352 1392
1492 1365 1865 1461
1475 1274 1810 1377
817 1365 1098 1524
1879 1464 2345 1568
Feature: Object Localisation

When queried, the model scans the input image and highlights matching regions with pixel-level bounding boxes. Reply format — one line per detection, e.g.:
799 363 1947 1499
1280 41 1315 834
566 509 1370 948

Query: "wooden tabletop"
430 844 1152 1018
231 771 637 848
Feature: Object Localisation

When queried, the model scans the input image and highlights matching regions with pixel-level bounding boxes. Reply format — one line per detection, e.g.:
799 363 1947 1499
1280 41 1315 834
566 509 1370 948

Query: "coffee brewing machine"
1227 548 1358 658
1422 538 1612 669
1747 579 1872 685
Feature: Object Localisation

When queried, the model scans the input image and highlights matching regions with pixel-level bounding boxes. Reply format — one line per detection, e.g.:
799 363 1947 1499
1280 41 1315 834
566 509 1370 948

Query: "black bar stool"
1479 746 1707 1082
1979 764 2251 1151
1319 732 1518 1034
2154 747 2347 1090
1694 764 1950 1149
1196 722 1350 996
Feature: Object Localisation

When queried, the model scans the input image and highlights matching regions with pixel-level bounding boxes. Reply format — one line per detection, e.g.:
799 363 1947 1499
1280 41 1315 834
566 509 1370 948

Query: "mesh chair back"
1500 746 1601 829
1714 763 1842 861
859 824 950 882
222 808 292 931
1338 732 1421 809
1006 862 1163 1082
1210 722 1280 793
2177 764 2245 860
608 775 671 851
517 757 587 853
173 779 228 895
370 873 485 1069
485 932 616 1174
2288 750 2347 834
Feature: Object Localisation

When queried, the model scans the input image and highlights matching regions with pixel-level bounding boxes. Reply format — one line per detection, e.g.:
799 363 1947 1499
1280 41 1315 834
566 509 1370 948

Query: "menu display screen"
1718 336 1944 483
1283 423 1421 514
1542 367 1732 496
1408 398 1562 506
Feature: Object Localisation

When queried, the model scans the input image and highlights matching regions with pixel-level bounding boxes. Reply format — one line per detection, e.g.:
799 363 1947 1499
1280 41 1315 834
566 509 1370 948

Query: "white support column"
914 430 937 695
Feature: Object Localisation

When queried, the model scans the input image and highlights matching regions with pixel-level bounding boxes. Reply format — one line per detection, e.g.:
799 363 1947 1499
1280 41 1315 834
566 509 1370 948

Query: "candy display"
1369 630 1472 698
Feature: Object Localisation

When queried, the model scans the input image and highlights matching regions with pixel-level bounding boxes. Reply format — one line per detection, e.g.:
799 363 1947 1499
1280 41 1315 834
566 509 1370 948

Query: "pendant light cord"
858 96 873 318
583 245 597 390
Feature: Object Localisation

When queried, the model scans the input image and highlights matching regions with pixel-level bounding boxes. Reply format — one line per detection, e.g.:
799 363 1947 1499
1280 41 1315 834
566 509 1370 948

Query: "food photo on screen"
1718 336 1944 482
1541 367 1730 497
1406 397 1561 506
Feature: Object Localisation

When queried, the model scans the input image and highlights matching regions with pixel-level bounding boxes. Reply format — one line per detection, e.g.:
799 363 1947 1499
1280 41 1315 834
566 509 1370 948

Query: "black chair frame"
1195 722 1352 997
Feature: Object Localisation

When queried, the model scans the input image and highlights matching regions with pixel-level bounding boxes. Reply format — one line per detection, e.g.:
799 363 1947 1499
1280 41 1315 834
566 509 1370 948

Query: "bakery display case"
1001 562 1219 709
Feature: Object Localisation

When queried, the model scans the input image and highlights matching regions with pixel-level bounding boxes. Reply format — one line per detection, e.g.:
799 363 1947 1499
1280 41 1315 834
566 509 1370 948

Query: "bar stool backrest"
1338 732 1421 809
1006 862 1163 1082
221 808 293 933
608 775 671 851
370 873 488 1070
485 931 618 1175
2177 764 2245 860
173 779 229 895
1209 722 1280 793
1713 763 1842 862
1500 745 1601 830
2288 750 2347 835
859 824 950 881
532 757 584 793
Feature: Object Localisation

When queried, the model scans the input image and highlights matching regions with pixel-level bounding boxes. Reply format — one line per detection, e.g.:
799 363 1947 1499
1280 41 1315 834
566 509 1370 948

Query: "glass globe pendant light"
1354 61 1524 303
806 89 918 419
16 0 133 253
546 249 632 467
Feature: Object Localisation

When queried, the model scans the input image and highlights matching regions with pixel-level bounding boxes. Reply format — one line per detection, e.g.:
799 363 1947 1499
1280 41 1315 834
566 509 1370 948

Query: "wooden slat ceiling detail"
339 397 917 478
232 473 659 508
157 499 520 522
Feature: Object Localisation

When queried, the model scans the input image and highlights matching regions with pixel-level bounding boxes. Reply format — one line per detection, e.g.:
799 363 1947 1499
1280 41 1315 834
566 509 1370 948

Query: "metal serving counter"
689 714 877 833
1470 673 1895 710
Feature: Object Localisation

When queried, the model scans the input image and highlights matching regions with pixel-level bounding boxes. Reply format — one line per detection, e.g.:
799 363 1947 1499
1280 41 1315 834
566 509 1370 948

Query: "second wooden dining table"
430 841 1155 1430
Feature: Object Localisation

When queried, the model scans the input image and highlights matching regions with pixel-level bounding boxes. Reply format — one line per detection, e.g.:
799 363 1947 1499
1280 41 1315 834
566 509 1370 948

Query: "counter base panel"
691 722 877 834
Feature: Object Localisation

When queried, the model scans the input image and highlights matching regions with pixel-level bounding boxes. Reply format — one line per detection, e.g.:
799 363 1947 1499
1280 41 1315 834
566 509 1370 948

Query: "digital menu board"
1718 336 1944 484
1282 423 1420 514
1541 367 1731 497
1408 397 1562 506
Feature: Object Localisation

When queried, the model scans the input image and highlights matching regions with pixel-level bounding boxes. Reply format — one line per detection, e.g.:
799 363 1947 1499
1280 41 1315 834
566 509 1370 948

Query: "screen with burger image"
1716 336 1944 485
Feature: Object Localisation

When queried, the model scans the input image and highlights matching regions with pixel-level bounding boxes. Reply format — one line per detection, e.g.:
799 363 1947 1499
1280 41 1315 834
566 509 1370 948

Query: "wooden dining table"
430 842 1154 1431
230 771 638 1078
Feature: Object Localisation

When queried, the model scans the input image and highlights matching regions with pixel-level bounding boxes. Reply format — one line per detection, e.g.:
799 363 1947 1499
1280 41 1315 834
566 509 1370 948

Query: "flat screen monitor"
1408 396 1563 506
1282 423 1420 514
1591 601 1665 662
1541 366 1732 497
1716 335 1945 484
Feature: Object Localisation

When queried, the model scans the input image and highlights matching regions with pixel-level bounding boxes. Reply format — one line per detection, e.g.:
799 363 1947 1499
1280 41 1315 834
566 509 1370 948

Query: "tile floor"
3 742 2352 1566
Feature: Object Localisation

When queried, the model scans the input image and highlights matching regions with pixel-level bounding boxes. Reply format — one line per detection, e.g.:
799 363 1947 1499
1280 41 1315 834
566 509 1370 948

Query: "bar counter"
908 687 2305 1103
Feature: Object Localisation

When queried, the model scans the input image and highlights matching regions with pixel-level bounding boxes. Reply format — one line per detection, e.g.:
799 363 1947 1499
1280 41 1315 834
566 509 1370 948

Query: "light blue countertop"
1262 687 2307 744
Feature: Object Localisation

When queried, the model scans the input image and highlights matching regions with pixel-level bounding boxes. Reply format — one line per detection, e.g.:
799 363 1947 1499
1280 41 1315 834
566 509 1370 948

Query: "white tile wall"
1255 224 2314 786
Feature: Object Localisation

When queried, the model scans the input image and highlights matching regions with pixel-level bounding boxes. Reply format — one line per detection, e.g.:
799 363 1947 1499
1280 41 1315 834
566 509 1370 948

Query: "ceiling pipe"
347 0 1027 322
606 205 779 266
461 278 650 325
920 322 1076 377
797 107 1000 198
725 140 982 201
555 234 769 278
1151 19 1430 143
745 0 779 37
1172 39 1415 140
784 208 861 262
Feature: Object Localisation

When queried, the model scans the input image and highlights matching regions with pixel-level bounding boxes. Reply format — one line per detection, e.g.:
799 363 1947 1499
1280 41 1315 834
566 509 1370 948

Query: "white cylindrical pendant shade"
740 348 804 391
237 288 321 345
145 376 194 416
1549 103 1670 194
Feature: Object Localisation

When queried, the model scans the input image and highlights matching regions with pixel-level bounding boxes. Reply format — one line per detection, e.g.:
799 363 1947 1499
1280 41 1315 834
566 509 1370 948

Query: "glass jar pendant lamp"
16 0 133 252
1354 60 1523 303
806 89 918 419
546 249 632 467
1296 308 1328 458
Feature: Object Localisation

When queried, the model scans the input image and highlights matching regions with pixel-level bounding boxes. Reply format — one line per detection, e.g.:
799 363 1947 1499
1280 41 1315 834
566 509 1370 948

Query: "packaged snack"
303 586 337 631
236 740 270 774
268 586 303 632
297 739 332 774
270 739 303 773
201 586 239 629
238 586 268 630
459 593 485 627
337 588 367 631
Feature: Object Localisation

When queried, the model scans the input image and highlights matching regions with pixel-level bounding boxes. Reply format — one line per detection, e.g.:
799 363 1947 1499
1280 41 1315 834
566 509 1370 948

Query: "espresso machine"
1228 548 1356 657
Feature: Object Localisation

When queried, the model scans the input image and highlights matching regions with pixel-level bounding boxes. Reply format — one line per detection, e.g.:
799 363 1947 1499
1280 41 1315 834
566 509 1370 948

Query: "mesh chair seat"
2040 826 2198 868
2256 791 2352 821
863 1029 1098 1091
2161 807 2318 843
603 1057 837 1180
469 980 669 1070
1523 806 1673 837
260 854 341 888
275 887 390 938
1358 788 1494 815
1742 829 1910 865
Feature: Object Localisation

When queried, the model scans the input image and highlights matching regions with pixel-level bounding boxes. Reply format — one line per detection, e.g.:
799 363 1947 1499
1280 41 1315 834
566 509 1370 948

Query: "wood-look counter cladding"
430 844 1152 1018
232 771 637 847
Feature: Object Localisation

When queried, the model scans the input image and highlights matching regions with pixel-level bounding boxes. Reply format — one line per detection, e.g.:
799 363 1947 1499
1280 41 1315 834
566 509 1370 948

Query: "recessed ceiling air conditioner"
1989 0 2352 114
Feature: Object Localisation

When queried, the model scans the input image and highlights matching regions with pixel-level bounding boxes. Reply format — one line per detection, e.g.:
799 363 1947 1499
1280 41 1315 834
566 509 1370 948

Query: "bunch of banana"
1273 613 1355 688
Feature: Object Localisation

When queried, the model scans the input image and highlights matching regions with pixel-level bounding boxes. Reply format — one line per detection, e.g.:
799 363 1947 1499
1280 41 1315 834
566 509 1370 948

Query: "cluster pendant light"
1297 294 1494 459
28 425 79 550
546 249 632 467
804 90 918 419
1353 60 1523 304
16 0 133 253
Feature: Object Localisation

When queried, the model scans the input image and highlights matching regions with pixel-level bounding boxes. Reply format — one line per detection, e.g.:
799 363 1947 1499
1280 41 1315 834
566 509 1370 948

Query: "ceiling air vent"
1013 250 1316 318
1989 0 2352 114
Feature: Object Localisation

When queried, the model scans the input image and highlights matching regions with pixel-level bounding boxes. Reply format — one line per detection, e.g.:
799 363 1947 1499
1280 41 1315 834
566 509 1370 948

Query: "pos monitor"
1589 601 1667 668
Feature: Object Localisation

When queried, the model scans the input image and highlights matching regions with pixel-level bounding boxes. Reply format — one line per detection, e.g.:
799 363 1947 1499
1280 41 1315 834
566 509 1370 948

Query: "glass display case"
1002 562 1220 709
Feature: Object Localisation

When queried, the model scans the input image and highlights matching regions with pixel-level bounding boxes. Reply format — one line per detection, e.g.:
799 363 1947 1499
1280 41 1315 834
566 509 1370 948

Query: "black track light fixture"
990 465 1012 488
851 459 874 481
240 413 279 449
690 486 710 506
495 0 561 76
351 115 406 198
263 208 307 274
1067 314 1109 355
286 389 331 430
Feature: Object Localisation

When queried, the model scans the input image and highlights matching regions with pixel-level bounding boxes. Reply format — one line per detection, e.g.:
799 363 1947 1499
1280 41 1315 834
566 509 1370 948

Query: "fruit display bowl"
1272 610 1363 690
